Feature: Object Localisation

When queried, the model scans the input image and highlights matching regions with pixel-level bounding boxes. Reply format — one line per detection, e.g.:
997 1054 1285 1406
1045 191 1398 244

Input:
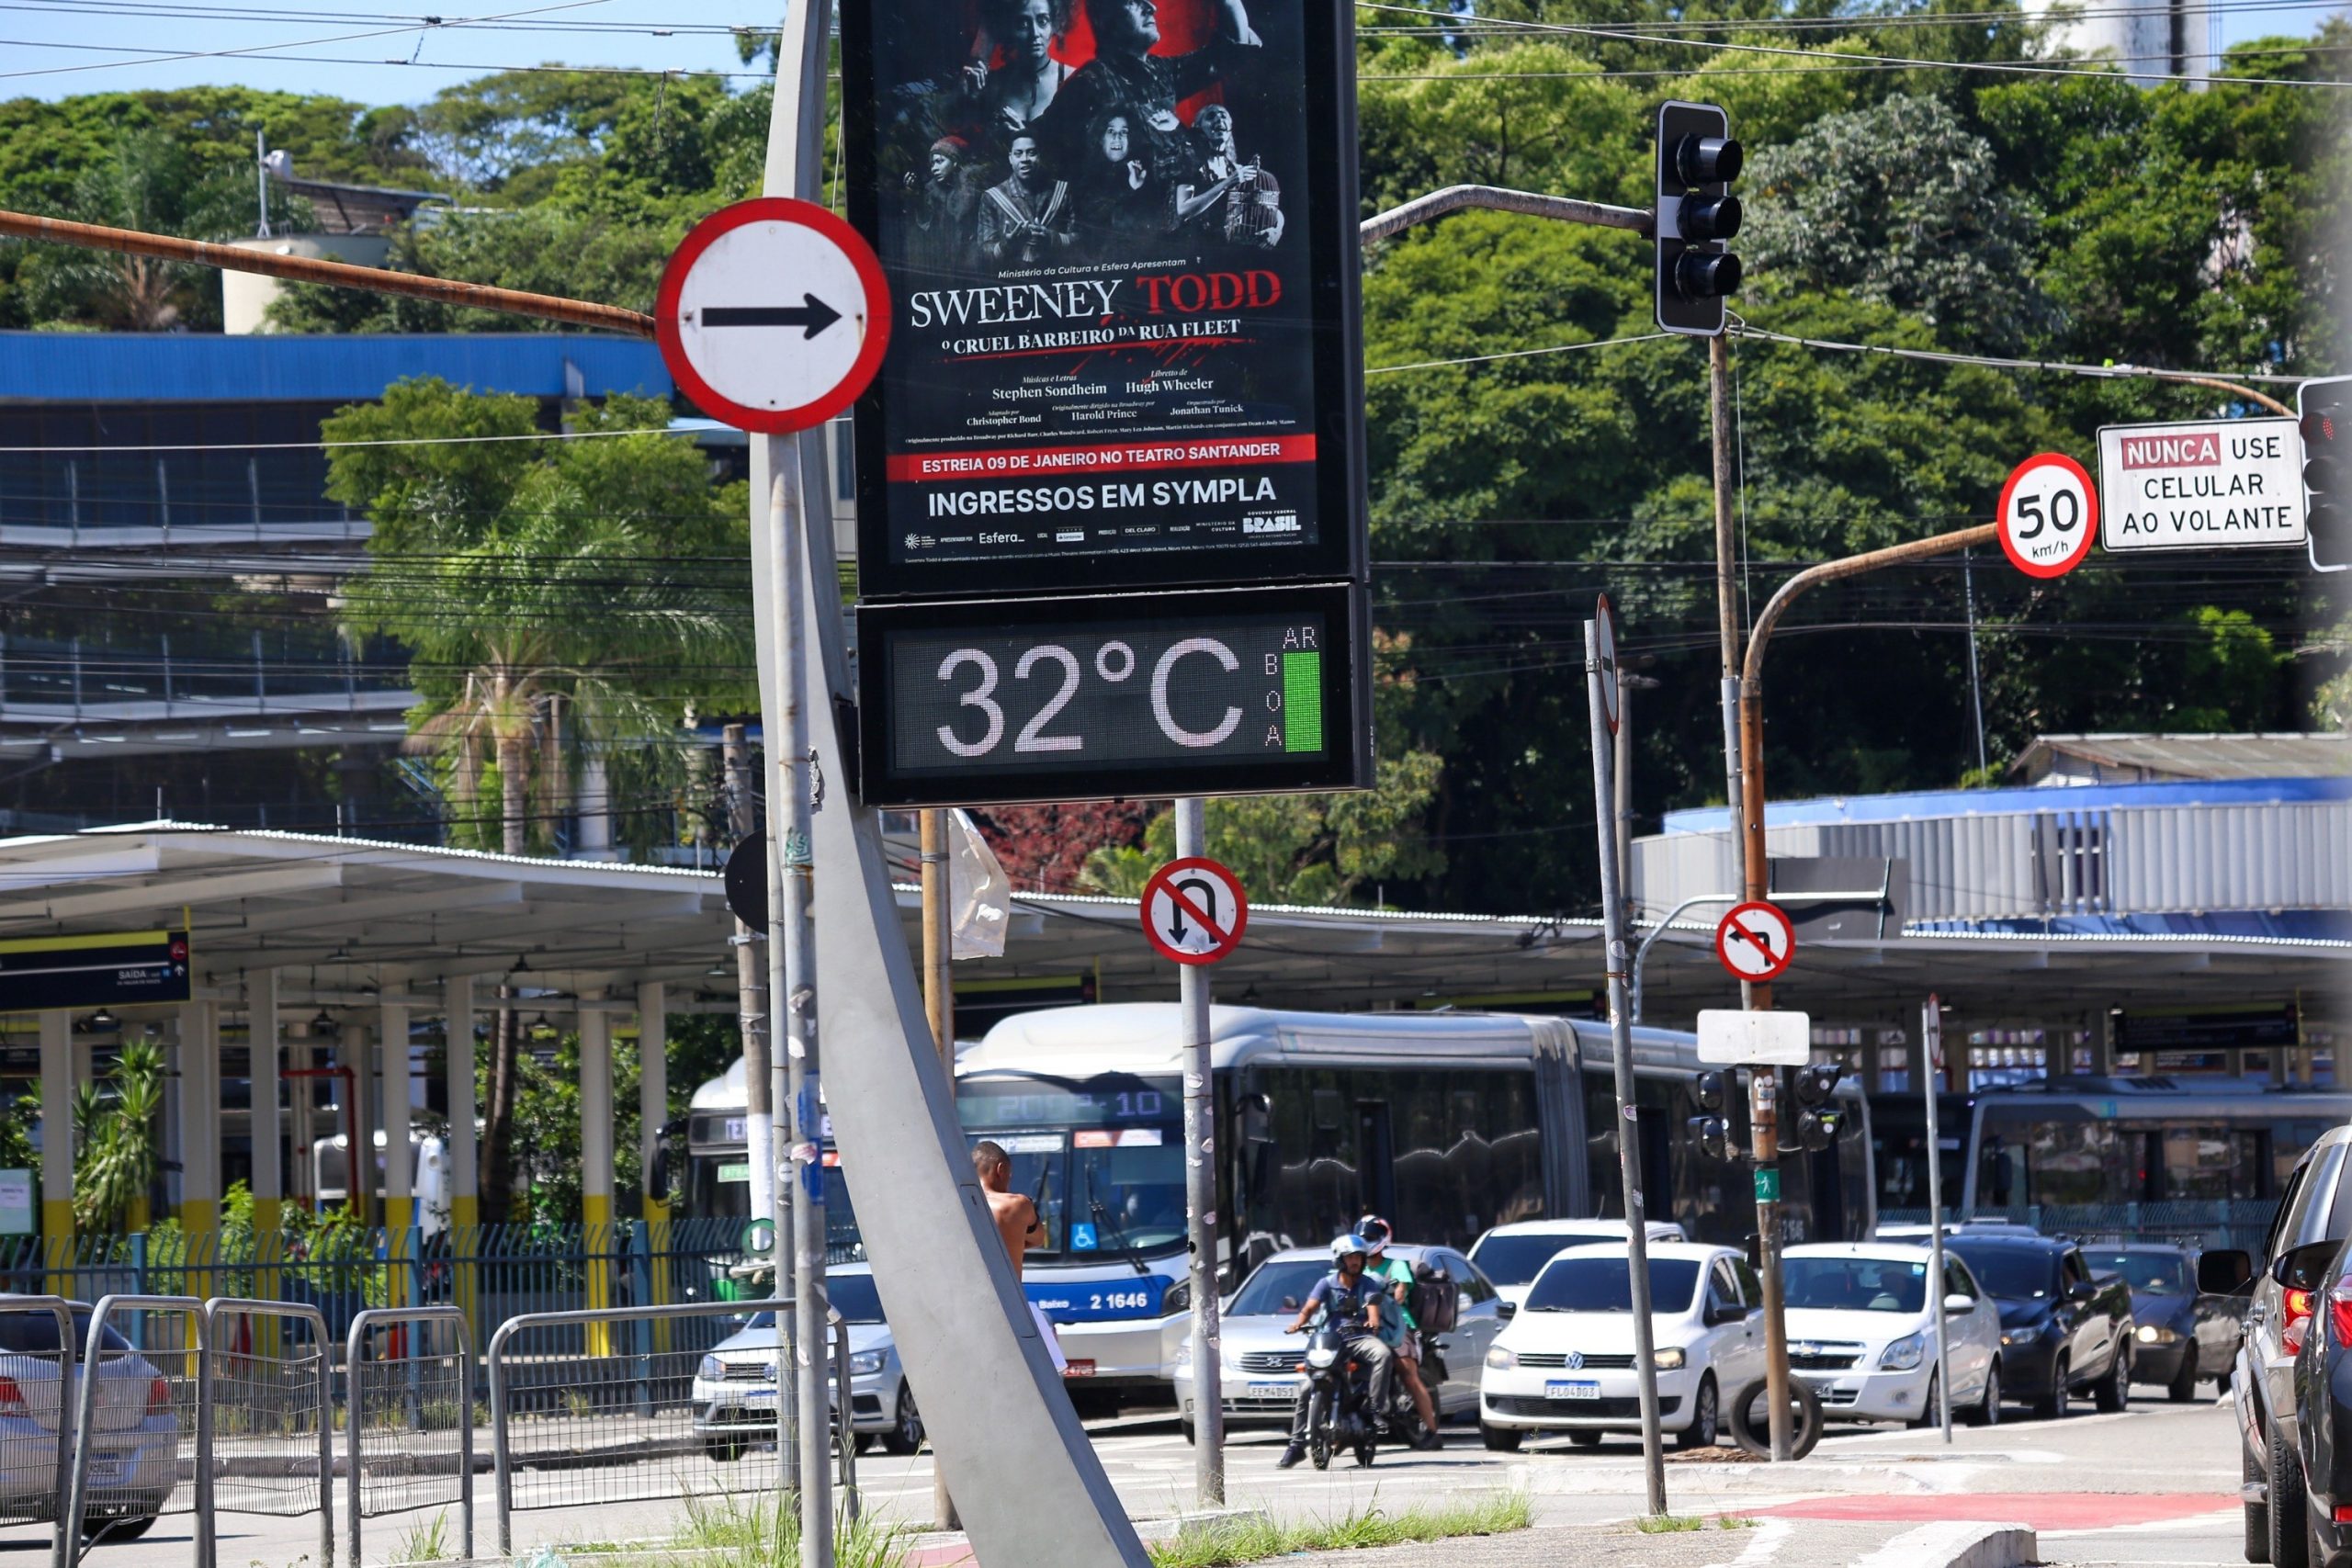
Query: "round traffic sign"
1595 592 1621 737
655 198 890 434
1139 856 1249 966
1714 900 1796 983
1997 452 2099 580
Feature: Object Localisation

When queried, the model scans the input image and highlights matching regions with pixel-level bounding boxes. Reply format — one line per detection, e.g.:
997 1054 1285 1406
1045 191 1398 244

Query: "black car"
1947 1234 2135 1419
2288 1235 2352 1568
2080 1243 2245 1402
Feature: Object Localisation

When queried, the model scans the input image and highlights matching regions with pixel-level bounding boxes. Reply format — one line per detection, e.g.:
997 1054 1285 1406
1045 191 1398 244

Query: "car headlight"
698 1355 723 1382
2136 1325 2178 1345
1486 1346 1517 1371
849 1349 886 1376
1653 1347 1686 1371
1880 1333 1925 1371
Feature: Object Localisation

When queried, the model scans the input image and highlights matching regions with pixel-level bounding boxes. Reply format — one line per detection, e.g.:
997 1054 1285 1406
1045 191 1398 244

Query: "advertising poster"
842 0 1365 599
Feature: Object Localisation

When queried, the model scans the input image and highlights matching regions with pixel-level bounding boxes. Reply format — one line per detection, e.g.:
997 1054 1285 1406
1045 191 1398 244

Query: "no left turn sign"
1140 857 1250 966
1998 451 2099 579
655 197 890 434
1714 900 1796 984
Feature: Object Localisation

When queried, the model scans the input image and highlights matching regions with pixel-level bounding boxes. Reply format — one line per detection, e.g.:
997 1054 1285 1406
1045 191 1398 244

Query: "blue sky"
0 0 2335 107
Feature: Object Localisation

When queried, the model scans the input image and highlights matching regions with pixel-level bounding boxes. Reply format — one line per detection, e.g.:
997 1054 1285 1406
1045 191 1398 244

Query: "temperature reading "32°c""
933 630 1316 757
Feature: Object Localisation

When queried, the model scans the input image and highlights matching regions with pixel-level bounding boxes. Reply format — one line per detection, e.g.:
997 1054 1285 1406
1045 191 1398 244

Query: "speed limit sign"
1998 452 2099 579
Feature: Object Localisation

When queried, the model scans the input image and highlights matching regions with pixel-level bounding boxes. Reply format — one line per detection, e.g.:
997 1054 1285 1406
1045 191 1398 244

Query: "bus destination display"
842 0 1366 600
858 582 1366 807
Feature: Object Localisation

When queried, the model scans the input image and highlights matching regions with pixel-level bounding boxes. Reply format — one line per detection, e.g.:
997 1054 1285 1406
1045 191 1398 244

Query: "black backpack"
1409 1258 1457 1335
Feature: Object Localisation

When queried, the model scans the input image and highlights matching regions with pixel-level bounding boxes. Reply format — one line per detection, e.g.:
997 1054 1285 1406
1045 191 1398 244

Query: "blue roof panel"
1663 773 2352 834
0 333 672 404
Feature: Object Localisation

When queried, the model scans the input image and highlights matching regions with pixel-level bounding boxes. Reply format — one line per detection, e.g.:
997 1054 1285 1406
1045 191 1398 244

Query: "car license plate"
1545 1381 1600 1401
1249 1380 1294 1394
741 1388 776 1404
1063 1359 1096 1378
93 1453 130 1484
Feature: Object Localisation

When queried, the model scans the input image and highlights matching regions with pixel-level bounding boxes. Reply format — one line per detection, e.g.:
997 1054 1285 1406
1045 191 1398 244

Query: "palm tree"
74 1041 165 1233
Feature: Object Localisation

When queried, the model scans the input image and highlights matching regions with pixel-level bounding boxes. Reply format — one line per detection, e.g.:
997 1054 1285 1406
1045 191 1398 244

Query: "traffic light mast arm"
1360 185 1652 246
0 208 659 339
1734 522 2001 951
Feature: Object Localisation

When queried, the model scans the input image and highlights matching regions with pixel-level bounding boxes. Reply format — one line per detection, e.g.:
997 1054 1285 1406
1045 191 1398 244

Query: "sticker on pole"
655 197 890 434
1997 452 2099 579
1140 856 1249 966
1714 900 1796 983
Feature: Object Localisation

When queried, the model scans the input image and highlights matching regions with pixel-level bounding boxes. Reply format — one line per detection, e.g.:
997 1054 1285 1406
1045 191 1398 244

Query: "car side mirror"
2273 1240 2342 1292
2067 1279 2097 1302
1497 1300 1517 1321
1707 1303 1742 1326
1943 1292 1974 1313
2199 1248 2255 1296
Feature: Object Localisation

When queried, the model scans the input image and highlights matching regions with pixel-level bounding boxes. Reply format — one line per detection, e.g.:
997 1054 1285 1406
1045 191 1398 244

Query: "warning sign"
2098 418 2306 552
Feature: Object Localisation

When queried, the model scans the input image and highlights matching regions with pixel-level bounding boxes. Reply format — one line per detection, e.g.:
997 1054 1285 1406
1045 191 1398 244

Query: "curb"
1851 1521 2039 1568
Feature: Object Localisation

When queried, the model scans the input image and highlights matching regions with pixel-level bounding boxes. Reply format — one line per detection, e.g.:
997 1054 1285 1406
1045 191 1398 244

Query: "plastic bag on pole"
948 807 1010 960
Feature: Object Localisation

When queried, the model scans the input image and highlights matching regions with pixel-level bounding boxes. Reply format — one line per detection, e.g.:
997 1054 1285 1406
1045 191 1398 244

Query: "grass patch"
393 1511 449 1562
1148 1493 1531 1567
1717 1515 1758 1529
589 1493 911 1568
1634 1515 1708 1534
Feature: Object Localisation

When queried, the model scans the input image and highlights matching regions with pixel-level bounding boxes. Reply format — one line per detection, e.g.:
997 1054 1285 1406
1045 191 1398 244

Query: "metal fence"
345 1306 474 1566
1881 1199 2284 1253
197 1298 332 1568
0 1296 77 1568
64 1294 202 1565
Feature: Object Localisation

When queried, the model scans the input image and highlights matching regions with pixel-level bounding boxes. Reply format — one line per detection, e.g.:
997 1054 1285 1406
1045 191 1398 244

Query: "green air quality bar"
1283 651 1323 753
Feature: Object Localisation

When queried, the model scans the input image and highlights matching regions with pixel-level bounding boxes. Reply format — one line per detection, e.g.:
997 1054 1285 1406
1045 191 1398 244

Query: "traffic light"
1656 101 1743 337
1790 1064 1842 1153
2302 376 2350 573
1690 1113 1732 1163
1693 1070 1729 1113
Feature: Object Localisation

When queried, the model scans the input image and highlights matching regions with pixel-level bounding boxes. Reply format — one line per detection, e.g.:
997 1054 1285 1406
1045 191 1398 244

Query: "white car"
1477 1241 1762 1451
1468 1219 1689 1310
689 1264 923 1459
1780 1243 2004 1426
0 1305 178 1540
1173 1244 1510 1441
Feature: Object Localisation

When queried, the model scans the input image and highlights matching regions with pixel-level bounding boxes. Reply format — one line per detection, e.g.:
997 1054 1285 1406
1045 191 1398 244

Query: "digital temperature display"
857 582 1367 808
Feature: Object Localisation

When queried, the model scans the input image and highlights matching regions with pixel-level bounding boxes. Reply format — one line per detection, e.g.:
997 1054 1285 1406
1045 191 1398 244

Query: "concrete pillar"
341 1021 373 1223
288 1020 315 1209
580 992 616 1353
576 755 614 860
247 970 282 1236
38 1010 72 1263
637 982 667 1223
177 1001 220 1235
380 984 413 1237
446 975 479 1234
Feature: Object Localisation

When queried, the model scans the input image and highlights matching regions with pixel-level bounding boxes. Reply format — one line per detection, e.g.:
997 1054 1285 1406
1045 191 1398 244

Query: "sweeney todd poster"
842 0 1365 599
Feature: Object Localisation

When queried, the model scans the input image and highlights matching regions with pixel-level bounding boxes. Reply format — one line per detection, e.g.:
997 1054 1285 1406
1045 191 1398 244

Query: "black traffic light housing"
1795 1063 1840 1107
1690 1113 1733 1162
2302 376 2350 573
1656 101 1744 337
1693 1070 1729 1113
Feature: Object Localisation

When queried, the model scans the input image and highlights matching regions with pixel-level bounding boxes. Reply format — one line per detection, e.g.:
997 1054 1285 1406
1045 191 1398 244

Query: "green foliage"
1148 1493 1532 1566
495 1026 645 1228
74 1040 165 1231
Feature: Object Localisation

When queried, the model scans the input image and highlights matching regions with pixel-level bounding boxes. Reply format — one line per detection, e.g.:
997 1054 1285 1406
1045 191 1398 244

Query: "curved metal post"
345 1305 474 1568
67 1295 203 1568
0 1297 76 1568
198 1298 332 1568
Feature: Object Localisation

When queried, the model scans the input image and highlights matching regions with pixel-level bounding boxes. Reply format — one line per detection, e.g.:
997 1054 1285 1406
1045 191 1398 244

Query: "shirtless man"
974 1140 1067 1371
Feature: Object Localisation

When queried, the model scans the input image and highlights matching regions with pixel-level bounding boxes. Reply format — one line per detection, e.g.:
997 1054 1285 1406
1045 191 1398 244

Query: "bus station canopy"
0 826 2335 1026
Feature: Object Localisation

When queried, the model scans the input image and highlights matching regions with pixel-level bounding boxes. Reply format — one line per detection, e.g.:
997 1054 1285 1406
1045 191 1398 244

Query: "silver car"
689 1265 923 1459
0 1305 178 1540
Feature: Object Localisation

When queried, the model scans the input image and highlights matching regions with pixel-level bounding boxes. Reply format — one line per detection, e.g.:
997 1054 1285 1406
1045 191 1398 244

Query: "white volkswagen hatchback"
1477 1241 1762 1451
1779 1243 2003 1426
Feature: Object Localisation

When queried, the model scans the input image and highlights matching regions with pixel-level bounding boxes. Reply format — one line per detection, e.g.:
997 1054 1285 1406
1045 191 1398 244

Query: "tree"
1744 94 2052 353
74 1040 164 1233
972 802 1154 894
324 379 752 1218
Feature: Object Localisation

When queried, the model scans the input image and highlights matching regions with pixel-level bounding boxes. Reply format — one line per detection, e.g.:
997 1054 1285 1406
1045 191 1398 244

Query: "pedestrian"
974 1139 1068 1371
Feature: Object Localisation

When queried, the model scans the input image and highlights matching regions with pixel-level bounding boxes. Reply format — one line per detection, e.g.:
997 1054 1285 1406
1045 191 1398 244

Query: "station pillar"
248 970 284 1326
38 1010 72 1278
578 992 616 1354
176 1001 220 1240
636 982 670 1304
446 974 481 1333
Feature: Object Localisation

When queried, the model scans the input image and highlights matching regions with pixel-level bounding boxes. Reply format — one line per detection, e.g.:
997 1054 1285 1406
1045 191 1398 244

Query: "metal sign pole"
1924 996 1952 1441
1174 798 1226 1506
1587 617 1668 1516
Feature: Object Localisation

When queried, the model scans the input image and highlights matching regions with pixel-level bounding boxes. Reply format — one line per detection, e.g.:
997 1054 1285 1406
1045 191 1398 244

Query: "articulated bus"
682 1003 1875 1392
1959 1077 2352 1219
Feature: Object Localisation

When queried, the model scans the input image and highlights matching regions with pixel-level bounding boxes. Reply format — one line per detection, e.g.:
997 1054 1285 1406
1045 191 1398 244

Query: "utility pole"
1174 797 1225 1506
1924 995 1953 1442
919 809 959 1534
1962 549 1989 782
725 726 778 1248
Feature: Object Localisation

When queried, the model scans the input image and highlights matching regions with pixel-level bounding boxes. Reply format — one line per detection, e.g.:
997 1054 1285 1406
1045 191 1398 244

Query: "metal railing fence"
345 1305 474 1567
197 1298 332 1568
64 1294 202 1566
1880 1198 2284 1254
0 1296 77 1568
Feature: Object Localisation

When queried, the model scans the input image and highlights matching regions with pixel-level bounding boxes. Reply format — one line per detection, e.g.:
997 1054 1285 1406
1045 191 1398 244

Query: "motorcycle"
1298 1318 1384 1470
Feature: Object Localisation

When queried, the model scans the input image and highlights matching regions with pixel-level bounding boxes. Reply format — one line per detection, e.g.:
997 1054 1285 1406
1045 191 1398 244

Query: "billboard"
0 931 190 1012
842 0 1367 600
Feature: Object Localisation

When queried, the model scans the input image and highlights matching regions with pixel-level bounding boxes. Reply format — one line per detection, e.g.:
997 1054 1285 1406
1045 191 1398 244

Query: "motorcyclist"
1275 1234 1396 1468
1358 1215 1442 1449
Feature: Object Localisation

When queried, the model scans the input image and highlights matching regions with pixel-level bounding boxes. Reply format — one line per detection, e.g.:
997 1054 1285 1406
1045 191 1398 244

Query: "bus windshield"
956 1072 1184 1261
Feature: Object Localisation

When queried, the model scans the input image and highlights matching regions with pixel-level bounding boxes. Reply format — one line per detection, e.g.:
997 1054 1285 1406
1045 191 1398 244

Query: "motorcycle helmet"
1359 1216 1393 1254
1330 1233 1372 1264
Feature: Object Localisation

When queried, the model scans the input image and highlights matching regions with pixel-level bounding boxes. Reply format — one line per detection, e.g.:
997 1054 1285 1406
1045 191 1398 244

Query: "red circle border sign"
1996 451 2099 581
1139 856 1250 967
654 197 891 435
1713 899 1796 984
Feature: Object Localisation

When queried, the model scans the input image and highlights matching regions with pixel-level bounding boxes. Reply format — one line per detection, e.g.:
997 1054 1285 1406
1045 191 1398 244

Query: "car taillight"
146 1377 170 1416
0 1376 23 1417
2331 1279 2352 1349
2286 1288 2319 1356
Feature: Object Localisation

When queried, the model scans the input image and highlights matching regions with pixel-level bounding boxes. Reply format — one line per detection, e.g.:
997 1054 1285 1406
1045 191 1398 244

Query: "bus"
680 1003 1876 1393
1869 1089 1974 1219
1959 1077 2352 1232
